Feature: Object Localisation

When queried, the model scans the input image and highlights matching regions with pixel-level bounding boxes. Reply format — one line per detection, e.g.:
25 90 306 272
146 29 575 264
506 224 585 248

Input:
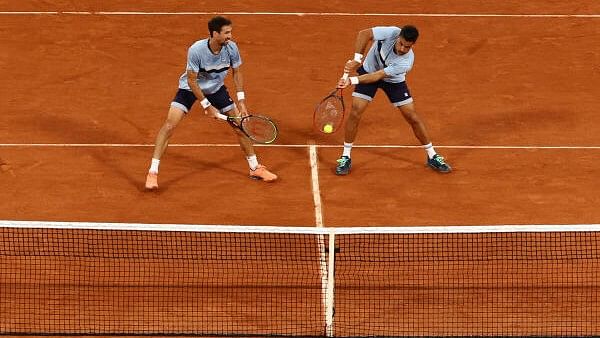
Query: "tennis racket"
313 73 348 134
216 112 278 144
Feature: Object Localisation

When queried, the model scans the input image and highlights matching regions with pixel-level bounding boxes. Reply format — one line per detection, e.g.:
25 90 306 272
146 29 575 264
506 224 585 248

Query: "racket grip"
341 73 349 80
215 112 228 121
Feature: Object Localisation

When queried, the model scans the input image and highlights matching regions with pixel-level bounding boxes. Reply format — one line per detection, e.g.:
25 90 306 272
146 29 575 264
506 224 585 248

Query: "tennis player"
335 25 452 175
145 16 277 190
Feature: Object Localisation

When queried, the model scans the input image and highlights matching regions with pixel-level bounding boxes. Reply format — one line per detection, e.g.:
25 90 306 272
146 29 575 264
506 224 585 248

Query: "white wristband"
236 91 245 101
353 53 363 63
349 76 359 85
200 98 211 109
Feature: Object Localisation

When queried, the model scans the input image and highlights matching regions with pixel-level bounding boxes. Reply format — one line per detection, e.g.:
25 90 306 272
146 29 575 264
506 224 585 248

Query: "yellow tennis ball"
323 124 333 134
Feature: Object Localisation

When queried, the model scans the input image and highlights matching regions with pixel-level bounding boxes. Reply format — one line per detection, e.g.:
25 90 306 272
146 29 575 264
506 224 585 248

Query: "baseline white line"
0 11 598 18
0 11 59 14
1 143 600 149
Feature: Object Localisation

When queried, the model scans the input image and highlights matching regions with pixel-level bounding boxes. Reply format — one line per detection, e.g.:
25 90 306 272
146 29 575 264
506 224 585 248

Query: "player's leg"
152 106 186 160
343 97 370 144
335 70 377 176
397 103 451 173
396 102 430 145
209 86 277 182
145 89 194 190
335 97 370 175
383 82 451 173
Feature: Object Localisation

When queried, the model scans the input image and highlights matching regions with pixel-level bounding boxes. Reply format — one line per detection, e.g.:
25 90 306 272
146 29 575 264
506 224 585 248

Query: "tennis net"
1 221 599 337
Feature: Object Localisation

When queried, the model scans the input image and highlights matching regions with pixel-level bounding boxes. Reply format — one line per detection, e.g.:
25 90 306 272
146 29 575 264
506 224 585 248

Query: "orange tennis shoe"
249 165 277 182
145 172 159 190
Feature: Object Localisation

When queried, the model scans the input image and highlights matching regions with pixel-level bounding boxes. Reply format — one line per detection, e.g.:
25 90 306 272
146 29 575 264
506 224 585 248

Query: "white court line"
0 11 598 18
308 143 332 335
1 143 600 149
309 144 324 227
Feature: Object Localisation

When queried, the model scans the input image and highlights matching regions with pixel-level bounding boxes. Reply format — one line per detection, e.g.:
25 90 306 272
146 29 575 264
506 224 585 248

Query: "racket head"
240 115 278 144
313 89 345 134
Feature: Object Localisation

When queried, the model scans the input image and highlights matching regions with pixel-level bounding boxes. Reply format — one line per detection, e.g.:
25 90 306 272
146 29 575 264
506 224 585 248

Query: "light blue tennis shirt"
362 26 414 83
178 38 242 95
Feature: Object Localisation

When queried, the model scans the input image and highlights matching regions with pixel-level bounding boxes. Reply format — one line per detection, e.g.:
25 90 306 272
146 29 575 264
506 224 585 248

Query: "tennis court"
1 0 599 337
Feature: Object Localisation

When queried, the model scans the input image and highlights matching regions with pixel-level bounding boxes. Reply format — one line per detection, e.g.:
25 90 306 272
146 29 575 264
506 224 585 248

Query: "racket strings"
241 117 277 144
324 101 339 114
315 97 344 130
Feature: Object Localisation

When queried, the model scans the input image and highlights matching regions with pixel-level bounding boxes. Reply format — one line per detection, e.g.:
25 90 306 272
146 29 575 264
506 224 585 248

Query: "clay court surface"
1 0 599 226
0 1 599 337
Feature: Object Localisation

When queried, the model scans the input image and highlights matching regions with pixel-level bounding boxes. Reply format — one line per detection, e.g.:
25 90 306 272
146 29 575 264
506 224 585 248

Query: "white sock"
342 142 353 158
246 155 259 170
149 158 160 174
423 143 436 159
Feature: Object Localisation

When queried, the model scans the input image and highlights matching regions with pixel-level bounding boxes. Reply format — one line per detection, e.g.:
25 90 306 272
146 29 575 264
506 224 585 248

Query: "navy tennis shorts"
352 67 413 106
171 85 235 113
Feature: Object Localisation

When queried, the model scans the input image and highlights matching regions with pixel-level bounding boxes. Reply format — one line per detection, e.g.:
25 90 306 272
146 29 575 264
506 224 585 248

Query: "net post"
325 229 336 337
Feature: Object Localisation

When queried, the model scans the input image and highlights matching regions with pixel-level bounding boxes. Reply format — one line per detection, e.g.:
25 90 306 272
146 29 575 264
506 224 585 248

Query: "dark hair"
400 25 419 43
208 16 232 36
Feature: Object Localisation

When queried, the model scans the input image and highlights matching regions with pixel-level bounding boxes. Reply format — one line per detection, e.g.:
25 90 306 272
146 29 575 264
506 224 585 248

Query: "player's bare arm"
187 70 219 118
354 69 386 84
338 70 386 88
354 28 374 54
344 28 374 73
231 66 248 116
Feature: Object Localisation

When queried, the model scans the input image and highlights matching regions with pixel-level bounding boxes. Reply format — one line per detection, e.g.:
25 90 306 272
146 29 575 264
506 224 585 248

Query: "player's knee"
401 110 420 125
407 114 419 125
349 108 364 120
350 104 367 118
351 101 369 119
162 120 178 134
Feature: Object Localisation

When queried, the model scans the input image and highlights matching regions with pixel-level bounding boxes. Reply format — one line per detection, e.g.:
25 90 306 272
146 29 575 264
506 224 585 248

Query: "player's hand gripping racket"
216 112 278 144
313 73 348 134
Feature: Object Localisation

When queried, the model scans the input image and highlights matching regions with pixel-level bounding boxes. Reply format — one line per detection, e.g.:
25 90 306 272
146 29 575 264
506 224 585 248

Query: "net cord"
2 220 600 234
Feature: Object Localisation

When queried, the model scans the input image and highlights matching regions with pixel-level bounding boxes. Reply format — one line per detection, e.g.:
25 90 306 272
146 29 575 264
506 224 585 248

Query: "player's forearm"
186 71 212 110
232 69 244 93
232 68 246 102
352 70 386 84
186 71 204 99
187 81 205 101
